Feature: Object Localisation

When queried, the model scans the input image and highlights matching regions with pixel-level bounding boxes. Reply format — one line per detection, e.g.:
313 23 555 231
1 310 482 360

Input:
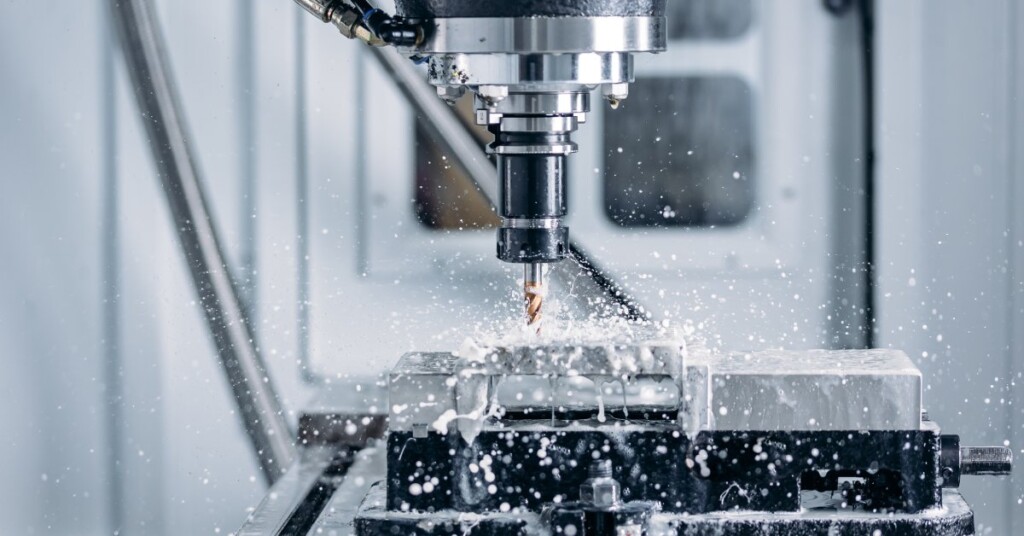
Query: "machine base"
355 485 975 536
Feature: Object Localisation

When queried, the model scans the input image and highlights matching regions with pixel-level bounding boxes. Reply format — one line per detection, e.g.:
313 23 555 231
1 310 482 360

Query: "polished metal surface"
414 16 667 54
485 92 590 117
389 346 926 434
109 0 297 484
690 349 923 431
499 115 579 133
427 52 633 88
960 446 1013 476
388 328 688 434
505 217 563 229
490 142 577 155
524 262 545 284
292 0 334 21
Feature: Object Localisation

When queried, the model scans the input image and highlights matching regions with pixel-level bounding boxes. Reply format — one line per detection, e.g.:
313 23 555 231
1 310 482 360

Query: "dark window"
668 0 754 41
603 76 755 228
414 99 498 230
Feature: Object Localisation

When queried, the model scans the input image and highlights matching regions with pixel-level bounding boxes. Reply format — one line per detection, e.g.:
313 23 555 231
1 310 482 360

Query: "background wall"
877 1 1023 533
0 0 1020 534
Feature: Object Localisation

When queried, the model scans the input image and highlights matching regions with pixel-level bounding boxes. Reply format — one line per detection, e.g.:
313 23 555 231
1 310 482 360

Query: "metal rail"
108 0 297 484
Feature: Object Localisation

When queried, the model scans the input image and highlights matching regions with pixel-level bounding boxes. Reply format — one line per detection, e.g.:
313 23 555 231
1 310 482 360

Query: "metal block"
459 330 686 380
694 349 922 431
388 328 688 435
387 352 460 433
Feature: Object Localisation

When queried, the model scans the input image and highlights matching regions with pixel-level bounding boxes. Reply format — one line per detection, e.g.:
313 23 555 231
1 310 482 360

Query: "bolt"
436 85 466 106
580 460 621 508
590 459 613 478
960 446 1012 476
477 85 509 107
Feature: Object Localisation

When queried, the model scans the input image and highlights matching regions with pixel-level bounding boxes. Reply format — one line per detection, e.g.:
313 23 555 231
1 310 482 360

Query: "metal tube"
108 0 297 484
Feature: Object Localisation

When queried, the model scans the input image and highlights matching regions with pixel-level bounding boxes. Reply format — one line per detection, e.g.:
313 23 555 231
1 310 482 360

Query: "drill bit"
524 263 545 330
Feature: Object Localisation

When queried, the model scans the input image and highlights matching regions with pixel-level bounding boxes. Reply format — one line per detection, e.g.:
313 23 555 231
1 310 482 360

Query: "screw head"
477 85 509 106
580 460 621 508
436 85 466 105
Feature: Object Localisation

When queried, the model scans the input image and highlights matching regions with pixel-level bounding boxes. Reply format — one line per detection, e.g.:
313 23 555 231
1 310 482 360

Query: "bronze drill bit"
524 263 544 330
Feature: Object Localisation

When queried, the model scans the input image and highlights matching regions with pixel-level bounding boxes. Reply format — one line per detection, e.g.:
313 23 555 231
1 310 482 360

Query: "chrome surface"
389 346 926 434
486 92 590 117
427 52 633 88
415 16 667 54
499 115 579 133
388 328 688 434
960 446 1013 476
688 348 924 432
505 217 563 229
525 262 545 284
490 142 577 156
109 0 297 485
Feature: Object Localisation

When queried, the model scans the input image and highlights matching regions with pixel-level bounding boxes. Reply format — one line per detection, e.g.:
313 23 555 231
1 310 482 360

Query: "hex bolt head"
477 85 509 107
580 460 621 508
602 83 630 109
436 85 466 105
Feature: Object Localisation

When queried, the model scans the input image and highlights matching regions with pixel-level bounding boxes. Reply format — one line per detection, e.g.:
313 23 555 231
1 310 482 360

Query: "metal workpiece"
414 16 667 54
387 330 688 434
292 0 337 21
456 328 687 378
691 348 924 432
109 0 296 484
